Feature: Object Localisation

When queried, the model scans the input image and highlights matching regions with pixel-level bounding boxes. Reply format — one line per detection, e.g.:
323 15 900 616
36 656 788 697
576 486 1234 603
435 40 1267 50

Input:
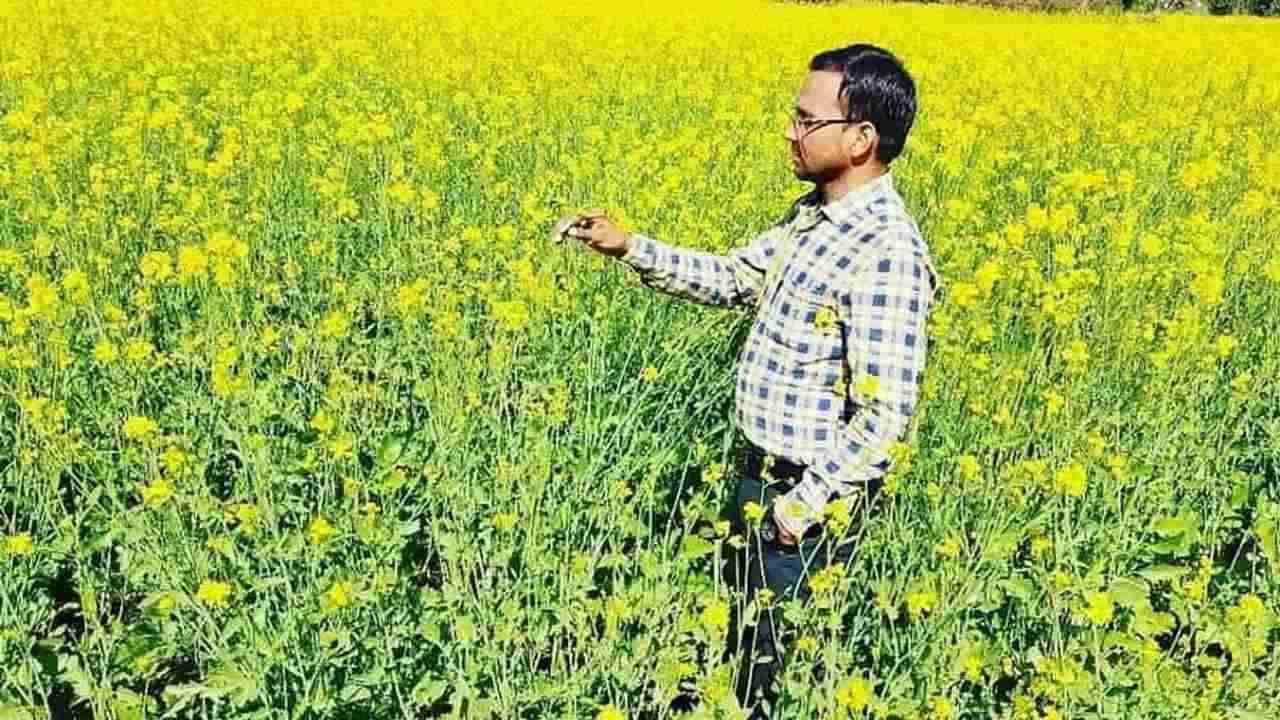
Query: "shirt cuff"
773 470 829 538
617 233 656 272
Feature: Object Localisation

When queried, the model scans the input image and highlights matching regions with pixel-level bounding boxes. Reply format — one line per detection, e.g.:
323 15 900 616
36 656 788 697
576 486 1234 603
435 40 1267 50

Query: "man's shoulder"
828 207 936 288
868 215 939 300
839 204 925 257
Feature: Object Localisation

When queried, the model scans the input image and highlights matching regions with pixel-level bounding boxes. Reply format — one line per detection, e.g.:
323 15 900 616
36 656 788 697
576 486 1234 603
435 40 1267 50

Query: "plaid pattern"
618 172 939 537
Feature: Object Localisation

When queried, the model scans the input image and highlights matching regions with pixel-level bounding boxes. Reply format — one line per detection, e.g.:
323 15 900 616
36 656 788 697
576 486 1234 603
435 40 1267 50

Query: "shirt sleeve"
616 201 803 310
774 235 938 538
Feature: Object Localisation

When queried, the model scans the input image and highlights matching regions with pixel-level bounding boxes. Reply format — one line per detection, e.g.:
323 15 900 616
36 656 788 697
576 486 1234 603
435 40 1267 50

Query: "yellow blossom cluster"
0 1 1277 718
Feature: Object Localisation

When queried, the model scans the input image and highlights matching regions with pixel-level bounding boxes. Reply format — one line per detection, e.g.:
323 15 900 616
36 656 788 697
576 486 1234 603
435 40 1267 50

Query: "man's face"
784 70 861 184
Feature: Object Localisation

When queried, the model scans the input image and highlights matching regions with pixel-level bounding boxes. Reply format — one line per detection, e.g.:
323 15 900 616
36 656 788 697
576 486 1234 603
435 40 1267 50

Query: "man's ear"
847 121 878 162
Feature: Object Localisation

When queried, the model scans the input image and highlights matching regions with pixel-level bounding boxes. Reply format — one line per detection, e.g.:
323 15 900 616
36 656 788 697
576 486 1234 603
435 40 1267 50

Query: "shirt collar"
803 171 897 230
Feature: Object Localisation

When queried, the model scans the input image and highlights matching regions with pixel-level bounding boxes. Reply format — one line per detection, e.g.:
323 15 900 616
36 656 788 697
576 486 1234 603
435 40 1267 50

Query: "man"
565 44 938 717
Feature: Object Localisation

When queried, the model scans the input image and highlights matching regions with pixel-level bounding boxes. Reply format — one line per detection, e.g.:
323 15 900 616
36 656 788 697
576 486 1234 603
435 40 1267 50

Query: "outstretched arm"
615 201 804 309
615 229 778 308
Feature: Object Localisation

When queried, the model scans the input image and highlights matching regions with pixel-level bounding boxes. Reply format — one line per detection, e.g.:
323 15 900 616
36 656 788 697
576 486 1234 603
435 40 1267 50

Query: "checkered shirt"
618 171 940 537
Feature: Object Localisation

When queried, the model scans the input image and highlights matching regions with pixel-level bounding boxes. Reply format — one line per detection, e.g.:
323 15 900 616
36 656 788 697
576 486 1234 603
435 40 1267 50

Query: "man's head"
786 44 916 186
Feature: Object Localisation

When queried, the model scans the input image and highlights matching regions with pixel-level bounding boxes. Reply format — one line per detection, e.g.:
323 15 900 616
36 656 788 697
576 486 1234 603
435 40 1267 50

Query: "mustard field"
2 0 1280 718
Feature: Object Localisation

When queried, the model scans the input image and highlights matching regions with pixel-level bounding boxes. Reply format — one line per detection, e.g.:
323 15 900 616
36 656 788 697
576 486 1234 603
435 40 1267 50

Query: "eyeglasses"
790 114 855 139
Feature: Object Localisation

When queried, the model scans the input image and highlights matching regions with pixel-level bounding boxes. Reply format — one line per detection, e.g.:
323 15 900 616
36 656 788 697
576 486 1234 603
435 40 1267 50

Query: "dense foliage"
2 1 1279 718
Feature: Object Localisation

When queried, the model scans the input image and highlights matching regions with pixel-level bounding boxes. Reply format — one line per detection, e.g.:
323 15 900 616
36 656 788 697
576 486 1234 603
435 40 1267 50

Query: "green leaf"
162 683 209 705
1102 631 1140 652
112 626 162 672
1255 519 1279 571
1150 536 1190 555
998 576 1035 604
57 655 94 708
1230 478 1251 510
1228 708 1273 720
678 535 716 561
0 706 36 720
1151 514 1191 537
338 684 371 703
351 668 386 687
1133 606 1175 637
471 698 495 717
976 581 1005 612
377 433 407 467
411 676 448 707
984 529 1021 563
1109 577 1150 609
1137 564 1189 584
110 689 146 720
454 615 477 644
205 665 259 706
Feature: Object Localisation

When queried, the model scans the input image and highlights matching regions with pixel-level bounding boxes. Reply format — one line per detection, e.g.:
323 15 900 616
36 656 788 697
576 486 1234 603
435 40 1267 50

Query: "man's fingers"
552 214 578 242
576 208 608 225
553 209 610 245
567 226 595 242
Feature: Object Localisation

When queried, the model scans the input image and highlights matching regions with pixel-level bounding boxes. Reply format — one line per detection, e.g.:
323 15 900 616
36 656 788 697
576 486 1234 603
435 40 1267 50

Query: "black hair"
809 44 916 165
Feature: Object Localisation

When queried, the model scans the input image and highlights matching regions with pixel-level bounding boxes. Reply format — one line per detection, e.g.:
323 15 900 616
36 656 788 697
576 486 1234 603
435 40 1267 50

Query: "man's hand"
557 209 630 259
773 513 799 547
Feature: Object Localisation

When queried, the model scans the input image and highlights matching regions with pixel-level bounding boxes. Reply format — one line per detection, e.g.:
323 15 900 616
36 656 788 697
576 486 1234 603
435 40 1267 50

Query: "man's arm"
616 201 802 309
774 235 937 538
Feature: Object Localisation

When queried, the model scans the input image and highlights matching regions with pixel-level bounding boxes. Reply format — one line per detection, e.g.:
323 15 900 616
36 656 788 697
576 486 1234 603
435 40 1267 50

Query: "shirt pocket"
770 265 844 364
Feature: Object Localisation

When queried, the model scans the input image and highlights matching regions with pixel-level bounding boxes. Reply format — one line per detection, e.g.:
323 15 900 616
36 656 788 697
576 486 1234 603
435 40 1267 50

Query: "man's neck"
817 164 888 206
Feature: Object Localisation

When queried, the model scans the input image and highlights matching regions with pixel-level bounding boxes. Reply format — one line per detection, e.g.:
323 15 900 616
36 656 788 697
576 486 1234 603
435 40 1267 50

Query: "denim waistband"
735 436 886 501
737 441 807 484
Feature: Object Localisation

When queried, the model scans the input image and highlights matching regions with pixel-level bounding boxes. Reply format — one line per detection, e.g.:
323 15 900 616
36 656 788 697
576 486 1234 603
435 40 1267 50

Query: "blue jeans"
720 471 859 718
